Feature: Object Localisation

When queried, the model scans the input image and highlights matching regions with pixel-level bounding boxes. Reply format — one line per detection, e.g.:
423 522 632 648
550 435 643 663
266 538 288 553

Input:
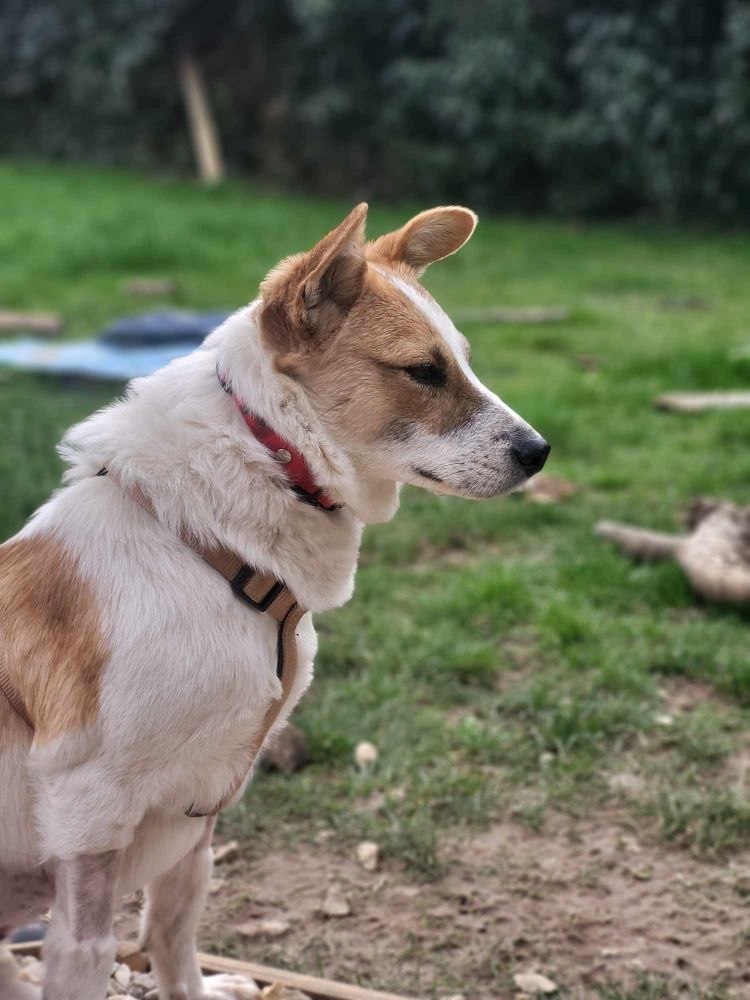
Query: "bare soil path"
114 809 750 998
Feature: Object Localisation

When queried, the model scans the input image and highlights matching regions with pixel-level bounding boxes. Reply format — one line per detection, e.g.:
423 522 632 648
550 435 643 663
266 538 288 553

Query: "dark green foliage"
3 0 750 220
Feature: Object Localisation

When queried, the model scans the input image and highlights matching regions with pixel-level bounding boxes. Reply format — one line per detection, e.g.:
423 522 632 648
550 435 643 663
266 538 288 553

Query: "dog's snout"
512 435 550 477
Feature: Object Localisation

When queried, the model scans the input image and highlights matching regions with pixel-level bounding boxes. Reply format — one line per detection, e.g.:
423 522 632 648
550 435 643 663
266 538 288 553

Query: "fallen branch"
595 520 682 560
453 305 570 325
0 310 63 337
655 391 750 413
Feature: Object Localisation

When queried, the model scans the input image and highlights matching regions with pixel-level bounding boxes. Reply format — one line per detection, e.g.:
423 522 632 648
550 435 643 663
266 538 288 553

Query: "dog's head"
259 203 549 498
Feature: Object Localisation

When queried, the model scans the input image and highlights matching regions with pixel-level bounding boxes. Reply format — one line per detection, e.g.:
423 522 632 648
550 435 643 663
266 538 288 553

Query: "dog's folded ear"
367 206 477 276
260 203 368 360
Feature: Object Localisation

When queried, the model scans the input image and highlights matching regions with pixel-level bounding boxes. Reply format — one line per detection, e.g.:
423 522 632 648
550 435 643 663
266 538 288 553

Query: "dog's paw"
200 972 261 999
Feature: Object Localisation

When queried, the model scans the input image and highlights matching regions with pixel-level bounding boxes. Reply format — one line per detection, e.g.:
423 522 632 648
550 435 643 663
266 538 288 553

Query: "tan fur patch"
0 535 107 743
285 265 486 444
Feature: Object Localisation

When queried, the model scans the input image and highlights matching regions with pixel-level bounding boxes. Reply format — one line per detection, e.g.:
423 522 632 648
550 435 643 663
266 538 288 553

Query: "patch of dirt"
519 473 579 504
658 678 717 716
114 808 750 998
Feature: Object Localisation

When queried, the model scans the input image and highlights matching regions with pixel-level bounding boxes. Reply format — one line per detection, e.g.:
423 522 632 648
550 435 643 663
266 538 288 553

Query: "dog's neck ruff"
217 368 340 512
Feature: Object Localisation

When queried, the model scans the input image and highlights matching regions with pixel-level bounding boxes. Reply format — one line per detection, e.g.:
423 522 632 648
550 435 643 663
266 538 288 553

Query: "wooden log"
123 278 180 298
453 305 570 325
0 310 63 337
178 51 226 185
655 390 750 413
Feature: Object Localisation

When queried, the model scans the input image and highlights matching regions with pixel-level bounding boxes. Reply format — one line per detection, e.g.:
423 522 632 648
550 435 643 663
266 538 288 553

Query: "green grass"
2 161 750 874
597 975 731 1000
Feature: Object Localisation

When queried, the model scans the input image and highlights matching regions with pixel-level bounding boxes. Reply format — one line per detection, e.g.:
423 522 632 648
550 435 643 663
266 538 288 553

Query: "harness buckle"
230 566 285 611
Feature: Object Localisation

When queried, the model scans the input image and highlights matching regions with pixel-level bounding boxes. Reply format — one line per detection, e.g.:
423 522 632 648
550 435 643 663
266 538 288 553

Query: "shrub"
2 0 750 220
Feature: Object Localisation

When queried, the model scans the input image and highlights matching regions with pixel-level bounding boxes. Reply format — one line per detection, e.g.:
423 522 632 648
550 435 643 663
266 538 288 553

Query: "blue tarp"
0 310 232 382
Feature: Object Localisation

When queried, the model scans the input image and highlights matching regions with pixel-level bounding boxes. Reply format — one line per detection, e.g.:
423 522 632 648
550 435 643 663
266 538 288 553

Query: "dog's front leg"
140 818 258 1000
42 849 120 1000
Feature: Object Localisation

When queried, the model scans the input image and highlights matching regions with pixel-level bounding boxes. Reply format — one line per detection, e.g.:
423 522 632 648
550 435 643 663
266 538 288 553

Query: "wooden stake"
178 52 225 185
655 390 750 413
453 305 569 325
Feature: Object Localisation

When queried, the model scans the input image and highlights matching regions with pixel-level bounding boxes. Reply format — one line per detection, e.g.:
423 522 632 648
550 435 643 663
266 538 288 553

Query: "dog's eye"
403 362 446 389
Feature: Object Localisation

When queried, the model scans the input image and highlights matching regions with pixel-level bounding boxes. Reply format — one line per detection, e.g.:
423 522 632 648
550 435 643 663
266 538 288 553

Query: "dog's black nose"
512 436 550 476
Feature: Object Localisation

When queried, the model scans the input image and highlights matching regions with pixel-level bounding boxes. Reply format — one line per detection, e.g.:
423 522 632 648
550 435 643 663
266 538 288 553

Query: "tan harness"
0 466 308 816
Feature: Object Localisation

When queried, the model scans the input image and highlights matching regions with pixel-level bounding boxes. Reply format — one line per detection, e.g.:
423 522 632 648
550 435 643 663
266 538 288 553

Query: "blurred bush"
2 0 750 221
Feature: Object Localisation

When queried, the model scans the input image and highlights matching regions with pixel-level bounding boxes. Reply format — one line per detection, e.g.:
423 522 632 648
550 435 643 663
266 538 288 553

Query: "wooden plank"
123 278 180 298
655 390 750 413
0 310 63 336
197 952 416 1000
7 942 416 1000
453 305 569 325
8 942 41 955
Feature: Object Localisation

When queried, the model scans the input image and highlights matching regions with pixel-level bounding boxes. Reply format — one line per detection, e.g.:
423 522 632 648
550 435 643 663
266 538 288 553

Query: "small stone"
209 877 226 895
116 940 151 973
112 962 131 990
260 723 311 774
213 840 240 864
236 921 262 939
608 772 643 795
18 958 44 985
656 714 674 726
236 917 291 939
261 919 291 937
262 986 311 1000
513 972 558 994
130 971 155 997
356 841 379 872
322 887 351 917
354 741 378 770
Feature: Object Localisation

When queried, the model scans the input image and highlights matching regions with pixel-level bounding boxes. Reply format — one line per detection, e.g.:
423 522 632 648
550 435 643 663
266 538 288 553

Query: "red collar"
218 369 340 512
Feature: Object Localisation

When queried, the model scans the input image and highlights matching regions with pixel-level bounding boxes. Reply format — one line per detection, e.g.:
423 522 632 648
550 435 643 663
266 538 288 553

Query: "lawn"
2 162 749 998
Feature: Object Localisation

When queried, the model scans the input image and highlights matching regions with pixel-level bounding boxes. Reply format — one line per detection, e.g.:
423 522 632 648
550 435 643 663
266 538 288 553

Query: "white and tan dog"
0 204 548 999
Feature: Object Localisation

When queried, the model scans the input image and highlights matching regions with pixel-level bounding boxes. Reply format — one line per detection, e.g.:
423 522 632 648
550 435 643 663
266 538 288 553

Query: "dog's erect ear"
261 203 368 358
368 206 477 275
